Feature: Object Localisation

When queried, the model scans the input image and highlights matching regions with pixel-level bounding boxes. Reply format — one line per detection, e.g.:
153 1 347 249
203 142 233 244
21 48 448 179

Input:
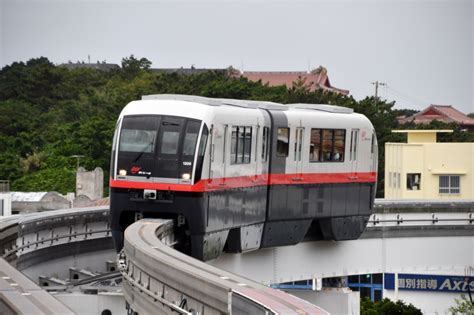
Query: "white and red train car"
110 94 378 260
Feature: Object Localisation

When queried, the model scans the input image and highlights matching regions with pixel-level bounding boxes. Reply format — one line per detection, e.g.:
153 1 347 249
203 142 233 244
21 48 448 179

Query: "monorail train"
110 94 378 261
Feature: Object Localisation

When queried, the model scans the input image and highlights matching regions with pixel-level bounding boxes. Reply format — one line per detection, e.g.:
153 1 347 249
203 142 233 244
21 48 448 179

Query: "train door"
370 131 378 173
155 116 185 179
254 125 260 176
349 129 359 179
294 127 305 178
222 124 228 180
208 124 215 179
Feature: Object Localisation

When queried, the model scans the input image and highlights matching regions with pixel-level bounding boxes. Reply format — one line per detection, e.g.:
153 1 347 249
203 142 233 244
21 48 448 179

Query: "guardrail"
1 206 111 268
119 219 328 315
368 212 473 227
374 199 474 212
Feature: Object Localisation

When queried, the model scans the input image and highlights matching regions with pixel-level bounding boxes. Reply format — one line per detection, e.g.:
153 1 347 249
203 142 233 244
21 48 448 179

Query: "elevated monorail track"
0 200 472 314
119 218 328 314
0 207 110 315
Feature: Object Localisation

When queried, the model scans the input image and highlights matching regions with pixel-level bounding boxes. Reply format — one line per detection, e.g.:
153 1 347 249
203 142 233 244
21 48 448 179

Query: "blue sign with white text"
385 273 474 293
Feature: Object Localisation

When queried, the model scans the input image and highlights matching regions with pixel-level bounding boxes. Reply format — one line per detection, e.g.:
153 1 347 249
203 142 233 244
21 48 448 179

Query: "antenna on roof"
307 60 310 73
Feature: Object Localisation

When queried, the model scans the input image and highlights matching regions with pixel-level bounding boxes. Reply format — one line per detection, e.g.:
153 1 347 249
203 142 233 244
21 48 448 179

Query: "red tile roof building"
234 66 349 95
398 105 474 131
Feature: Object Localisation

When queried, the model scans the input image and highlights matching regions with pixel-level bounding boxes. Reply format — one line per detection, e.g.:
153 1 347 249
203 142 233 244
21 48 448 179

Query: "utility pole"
371 81 386 107
70 155 85 170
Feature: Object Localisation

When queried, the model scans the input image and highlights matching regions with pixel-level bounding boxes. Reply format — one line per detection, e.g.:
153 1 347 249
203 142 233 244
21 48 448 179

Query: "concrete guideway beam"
120 219 328 314
0 257 74 315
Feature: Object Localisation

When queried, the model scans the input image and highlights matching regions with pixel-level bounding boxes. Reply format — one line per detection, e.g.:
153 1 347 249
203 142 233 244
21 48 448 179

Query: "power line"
383 85 429 107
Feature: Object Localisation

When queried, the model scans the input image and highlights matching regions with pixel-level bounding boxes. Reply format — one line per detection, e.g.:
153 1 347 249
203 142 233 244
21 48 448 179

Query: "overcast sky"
1 0 473 113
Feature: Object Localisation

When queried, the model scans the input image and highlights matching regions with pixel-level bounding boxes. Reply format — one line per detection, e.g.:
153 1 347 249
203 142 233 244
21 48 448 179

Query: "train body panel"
110 95 378 260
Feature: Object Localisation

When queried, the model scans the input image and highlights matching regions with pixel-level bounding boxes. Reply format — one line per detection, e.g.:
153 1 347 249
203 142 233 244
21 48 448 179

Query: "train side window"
237 127 245 163
194 124 208 182
310 128 345 162
244 127 252 163
333 130 345 162
262 127 269 162
321 130 334 161
198 126 208 157
370 132 375 154
231 126 238 164
277 128 289 157
309 129 321 162
223 125 228 163
231 126 252 164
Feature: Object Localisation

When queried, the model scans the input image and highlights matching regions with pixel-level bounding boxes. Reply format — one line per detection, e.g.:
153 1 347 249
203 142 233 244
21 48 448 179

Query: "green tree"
449 294 474 315
361 298 422 315
121 55 152 79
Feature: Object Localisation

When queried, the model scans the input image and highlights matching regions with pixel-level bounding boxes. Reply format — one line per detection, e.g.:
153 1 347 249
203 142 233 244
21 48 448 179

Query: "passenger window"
371 132 375 154
310 128 345 162
277 128 289 157
309 129 321 162
231 126 237 163
237 127 245 162
198 127 208 156
243 127 252 163
321 130 334 161
333 130 345 161
231 126 252 164
262 127 269 162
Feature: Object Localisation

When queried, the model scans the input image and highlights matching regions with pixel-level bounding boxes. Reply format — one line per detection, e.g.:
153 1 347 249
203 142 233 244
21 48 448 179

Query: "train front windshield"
115 115 207 182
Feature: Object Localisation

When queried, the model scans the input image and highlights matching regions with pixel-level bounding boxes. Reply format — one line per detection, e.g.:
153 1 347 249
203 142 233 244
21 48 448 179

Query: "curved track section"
0 258 74 315
0 207 111 315
119 219 328 314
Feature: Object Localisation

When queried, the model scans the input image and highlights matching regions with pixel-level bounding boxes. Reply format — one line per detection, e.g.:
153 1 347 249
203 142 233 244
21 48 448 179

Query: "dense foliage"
361 298 422 315
449 294 474 315
1 56 472 195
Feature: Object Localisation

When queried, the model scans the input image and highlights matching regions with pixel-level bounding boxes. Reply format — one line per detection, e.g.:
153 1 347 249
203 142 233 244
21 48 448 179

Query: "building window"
277 128 289 157
348 273 383 302
439 175 460 194
407 173 421 190
310 128 345 162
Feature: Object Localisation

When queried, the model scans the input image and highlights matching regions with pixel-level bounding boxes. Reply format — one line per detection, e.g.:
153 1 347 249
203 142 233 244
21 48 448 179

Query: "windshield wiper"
133 137 155 162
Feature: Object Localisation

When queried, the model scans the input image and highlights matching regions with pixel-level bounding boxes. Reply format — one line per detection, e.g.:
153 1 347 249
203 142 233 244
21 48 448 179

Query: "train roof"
142 94 287 110
120 94 361 123
141 94 354 113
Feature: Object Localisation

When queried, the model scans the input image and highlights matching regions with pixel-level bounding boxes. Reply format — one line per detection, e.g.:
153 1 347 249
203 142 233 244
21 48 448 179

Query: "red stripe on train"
110 172 377 192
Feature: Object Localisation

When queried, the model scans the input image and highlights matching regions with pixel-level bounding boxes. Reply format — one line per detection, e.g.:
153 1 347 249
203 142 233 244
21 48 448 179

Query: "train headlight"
181 173 191 180
119 169 127 176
